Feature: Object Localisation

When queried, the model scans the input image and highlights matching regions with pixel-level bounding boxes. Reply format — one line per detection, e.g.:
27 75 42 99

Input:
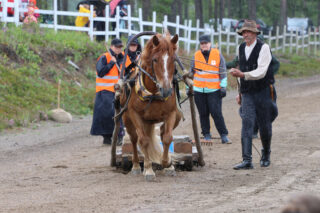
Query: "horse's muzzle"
160 87 173 98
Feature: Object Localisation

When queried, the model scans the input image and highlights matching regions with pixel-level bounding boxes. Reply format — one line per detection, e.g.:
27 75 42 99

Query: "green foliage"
0 25 102 131
277 54 320 77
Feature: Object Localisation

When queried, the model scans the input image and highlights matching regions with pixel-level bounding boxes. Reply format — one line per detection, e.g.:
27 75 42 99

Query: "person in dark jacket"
190 34 230 144
230 20 278 170
90 38 124 145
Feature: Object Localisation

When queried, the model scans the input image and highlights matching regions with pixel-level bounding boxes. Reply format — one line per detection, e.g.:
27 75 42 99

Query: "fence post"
235 33 239 55
152 11 156 32
89 5 94 41
128 5 132 36
2 0 7 23
195 19 200 51
184 19 188 50
115 6 120 38
296 30 299 55
282 25 286 53
218 24 222 52
163 15 168 32
53 0 57 32
275 26 279 53
226 28 230 55
314 28 317 55
289 30 293 54
138 8 143 47
307 27 311 55
187 19 192 54
14 0 19 26
302 30 305 55
268 30 271 49
175 15 180 35
105 5 109 42
210 25 214 48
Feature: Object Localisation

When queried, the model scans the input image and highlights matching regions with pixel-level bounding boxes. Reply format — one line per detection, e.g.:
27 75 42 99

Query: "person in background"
23 5 37 24
19 0 29 21
123 35 141 77
90 38 124 145
230 20 278 170
24 0 39 20
110 0 127 31
190 34 230 144
75 3 96 27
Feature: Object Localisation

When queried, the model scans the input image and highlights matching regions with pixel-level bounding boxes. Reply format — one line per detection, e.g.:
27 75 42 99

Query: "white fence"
1 0 320 55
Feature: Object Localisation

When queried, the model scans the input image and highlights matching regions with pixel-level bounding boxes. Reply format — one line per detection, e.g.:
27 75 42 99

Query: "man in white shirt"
230 20 278 170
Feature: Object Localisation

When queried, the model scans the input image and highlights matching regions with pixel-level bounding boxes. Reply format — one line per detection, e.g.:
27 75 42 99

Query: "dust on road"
0 76 320 213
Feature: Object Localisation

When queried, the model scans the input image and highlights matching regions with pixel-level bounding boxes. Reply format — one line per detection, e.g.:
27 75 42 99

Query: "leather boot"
260 149 271 167
260 139 271 167
233 138 253 170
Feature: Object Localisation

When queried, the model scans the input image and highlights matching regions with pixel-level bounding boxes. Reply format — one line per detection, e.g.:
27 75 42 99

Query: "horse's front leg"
160 112 178 175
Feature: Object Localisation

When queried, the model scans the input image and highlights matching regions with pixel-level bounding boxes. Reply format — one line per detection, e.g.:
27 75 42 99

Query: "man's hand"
110 56 117 63
230 68 245 78
220 87 227 98
236 94 241 105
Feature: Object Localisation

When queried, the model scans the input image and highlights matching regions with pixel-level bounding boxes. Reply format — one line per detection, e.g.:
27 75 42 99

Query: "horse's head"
141 33 179 98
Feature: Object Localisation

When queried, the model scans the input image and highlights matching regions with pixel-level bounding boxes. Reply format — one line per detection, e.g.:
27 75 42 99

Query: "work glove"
220 87 227 98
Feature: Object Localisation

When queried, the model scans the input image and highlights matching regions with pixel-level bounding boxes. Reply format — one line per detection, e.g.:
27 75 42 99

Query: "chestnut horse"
120 33 182 181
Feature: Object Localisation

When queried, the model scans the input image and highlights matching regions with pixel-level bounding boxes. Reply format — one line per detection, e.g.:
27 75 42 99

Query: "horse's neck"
142 69 158 94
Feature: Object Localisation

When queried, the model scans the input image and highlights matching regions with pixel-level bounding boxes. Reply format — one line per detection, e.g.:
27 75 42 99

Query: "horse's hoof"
164 167 176 177
145 174 156 181
131 168 142 175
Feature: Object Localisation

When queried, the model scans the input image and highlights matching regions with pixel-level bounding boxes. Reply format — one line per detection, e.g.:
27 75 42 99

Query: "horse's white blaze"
163 54 169 84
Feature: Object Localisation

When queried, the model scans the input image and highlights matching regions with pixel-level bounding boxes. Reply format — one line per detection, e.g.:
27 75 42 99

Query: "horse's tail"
142 124 162 164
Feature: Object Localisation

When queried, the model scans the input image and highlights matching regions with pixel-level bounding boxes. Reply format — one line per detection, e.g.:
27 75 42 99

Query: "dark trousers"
239 85 278 161
194 91 228 136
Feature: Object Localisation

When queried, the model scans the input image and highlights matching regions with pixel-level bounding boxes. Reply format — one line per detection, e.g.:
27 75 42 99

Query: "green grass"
0 23 319 131
0 24 106 130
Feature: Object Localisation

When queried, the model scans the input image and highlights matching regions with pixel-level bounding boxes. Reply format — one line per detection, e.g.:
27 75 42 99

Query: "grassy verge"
0 23 319 131
0 23 106 131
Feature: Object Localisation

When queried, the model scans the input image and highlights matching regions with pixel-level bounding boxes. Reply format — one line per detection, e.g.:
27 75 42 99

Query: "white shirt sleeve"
244 44 272 80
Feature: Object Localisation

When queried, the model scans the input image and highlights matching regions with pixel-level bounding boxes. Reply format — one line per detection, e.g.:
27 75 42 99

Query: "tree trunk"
226 0 231 17
194 0 203 27
219 0 224 26
142 0 151 21
184 0 189 20
318 0 320 26
208 0 213 23
280 0 287 33
248 0 256 20
214 0 218 30
238 0 243 18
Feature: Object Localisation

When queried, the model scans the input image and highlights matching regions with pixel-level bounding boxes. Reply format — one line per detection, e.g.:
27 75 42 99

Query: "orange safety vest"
96 52 119 93
123 51 137 73
193 48 221 89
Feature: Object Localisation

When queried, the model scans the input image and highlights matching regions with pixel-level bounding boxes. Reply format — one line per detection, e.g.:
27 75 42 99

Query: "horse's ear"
171 34 179 44
153 35 160 46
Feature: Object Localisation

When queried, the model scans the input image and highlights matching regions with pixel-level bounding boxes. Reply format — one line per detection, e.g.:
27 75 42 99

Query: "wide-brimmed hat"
237 20 260 35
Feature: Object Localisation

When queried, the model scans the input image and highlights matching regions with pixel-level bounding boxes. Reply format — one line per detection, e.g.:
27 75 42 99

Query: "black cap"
199 34 211 43
111 38 123 47
127 35 139 45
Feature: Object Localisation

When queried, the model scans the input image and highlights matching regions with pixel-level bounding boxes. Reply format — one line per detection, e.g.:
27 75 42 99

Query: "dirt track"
1 75 320 213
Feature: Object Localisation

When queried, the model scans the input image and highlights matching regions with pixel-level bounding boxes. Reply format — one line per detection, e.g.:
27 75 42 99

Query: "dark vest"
239 39 274 93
